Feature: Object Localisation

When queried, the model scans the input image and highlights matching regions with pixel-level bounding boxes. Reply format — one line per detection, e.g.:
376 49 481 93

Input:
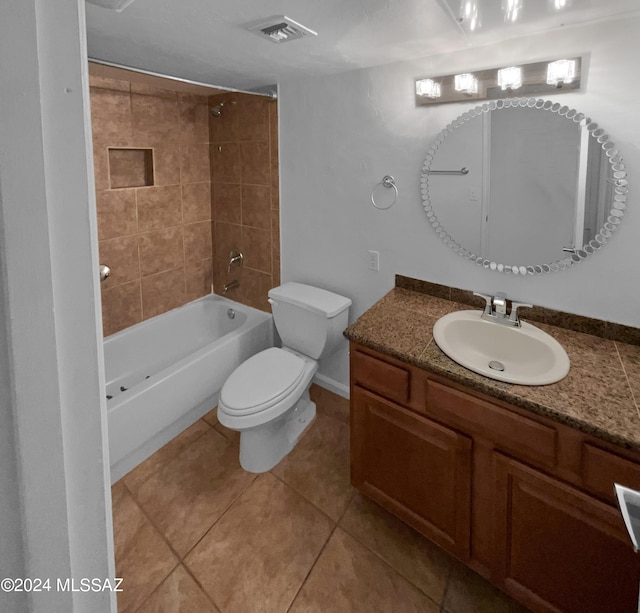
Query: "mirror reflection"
421 98 628 274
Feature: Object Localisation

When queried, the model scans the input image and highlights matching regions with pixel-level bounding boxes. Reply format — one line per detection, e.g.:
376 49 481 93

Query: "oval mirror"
421 98 628 275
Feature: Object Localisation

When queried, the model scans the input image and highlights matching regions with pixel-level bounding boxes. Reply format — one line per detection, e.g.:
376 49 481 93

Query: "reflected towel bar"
427 167 469 175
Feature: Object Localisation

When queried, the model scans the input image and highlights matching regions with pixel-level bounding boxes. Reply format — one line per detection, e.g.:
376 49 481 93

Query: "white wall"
279 16 640 390
0 1 115 611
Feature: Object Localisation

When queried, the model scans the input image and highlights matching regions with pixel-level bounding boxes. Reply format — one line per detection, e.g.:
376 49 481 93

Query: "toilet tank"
268 283 351 360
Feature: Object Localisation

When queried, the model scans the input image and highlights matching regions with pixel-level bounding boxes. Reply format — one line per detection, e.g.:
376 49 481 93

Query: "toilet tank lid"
268 283 351 318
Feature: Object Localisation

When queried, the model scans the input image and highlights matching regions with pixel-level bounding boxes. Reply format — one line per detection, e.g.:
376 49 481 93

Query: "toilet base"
238 389 316 473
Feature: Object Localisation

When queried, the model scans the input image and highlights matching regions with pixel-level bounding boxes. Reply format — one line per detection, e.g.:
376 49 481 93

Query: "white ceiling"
85 0 640 92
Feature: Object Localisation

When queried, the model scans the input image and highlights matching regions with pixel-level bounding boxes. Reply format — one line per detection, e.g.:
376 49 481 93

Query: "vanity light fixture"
454 73 479 95
416 78 442 99
497 66 522 90
415 56 582 106
546 59 576 87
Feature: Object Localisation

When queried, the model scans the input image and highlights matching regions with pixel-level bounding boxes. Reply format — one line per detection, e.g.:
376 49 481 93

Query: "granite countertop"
344 286 640 452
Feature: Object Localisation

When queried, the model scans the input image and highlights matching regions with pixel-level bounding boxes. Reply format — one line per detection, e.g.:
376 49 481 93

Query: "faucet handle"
509 300 533 325
473 292 493 316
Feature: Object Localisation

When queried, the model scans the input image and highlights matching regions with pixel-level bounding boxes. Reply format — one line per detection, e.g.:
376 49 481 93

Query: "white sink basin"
432 310 570 386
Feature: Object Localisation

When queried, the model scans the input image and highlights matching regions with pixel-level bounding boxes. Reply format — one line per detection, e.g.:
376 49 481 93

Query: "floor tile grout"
284 524 339 613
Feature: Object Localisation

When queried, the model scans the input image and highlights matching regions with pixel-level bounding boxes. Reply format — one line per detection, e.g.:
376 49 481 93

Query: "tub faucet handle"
228 249 243 273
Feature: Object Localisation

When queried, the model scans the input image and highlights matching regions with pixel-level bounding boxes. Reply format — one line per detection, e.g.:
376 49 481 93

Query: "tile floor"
112 385 532 613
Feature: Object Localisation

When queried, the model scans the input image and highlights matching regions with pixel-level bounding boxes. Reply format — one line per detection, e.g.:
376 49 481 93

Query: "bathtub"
105 294 273 482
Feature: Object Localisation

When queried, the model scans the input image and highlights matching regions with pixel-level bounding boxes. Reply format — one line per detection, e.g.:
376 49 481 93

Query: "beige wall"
90 75 212 336
209 92 280 312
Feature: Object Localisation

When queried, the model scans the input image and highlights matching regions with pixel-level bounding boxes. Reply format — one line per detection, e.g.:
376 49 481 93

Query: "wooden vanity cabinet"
349 342 640 613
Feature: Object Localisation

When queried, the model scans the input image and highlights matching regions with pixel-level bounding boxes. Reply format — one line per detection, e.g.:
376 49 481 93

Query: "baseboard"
312 372 350 399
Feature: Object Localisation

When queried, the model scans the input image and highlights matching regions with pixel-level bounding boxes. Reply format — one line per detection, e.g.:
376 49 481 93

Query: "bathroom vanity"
345 279 640 613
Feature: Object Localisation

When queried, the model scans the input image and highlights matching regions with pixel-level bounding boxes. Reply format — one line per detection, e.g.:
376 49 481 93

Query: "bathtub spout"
223 280 239 295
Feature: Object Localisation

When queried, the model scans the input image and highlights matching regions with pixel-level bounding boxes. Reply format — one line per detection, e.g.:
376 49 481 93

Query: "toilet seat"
220 348 306 416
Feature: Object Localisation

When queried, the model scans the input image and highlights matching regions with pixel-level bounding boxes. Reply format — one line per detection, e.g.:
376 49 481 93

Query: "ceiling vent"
247 16 318 43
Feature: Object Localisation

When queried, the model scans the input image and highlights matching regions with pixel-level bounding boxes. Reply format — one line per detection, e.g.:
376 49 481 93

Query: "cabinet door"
351 386 472 558
493 453 640 613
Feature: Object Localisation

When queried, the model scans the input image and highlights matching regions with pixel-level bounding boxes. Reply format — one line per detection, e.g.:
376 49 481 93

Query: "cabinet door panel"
351 386 472 558
494 453 640 613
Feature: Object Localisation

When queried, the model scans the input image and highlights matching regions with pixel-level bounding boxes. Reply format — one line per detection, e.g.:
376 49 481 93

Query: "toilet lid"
220 348 306 414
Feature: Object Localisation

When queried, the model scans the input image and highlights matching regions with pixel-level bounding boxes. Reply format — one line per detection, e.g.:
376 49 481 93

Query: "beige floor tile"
135 429 256 557
123 419 212 493
339 493 452 603
112 487 178 613
271 412 353 521
444 562 533 613
289 527 440 613
184 473 334 613
310 384 350 424
202 407 218 427
136 565 219 613
213 419 240 444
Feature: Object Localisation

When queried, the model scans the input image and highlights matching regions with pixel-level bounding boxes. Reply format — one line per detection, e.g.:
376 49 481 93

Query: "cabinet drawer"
351 349 410 404
582 443 640 504
426 380 557 469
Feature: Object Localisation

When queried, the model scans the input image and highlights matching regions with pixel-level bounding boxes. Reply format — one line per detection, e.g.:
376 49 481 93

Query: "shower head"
209 100 236 117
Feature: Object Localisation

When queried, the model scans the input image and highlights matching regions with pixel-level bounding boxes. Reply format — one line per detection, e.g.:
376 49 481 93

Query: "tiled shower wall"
209 92 280 311
90 76 212 336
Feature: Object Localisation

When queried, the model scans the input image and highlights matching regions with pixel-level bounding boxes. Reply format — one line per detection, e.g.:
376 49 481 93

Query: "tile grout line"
284 524 339 613
335 506 447 610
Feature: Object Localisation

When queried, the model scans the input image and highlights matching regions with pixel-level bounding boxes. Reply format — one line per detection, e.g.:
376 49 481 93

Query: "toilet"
217 282 351 473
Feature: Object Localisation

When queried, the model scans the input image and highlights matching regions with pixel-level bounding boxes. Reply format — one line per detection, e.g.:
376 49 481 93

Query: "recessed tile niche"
108 147 154 188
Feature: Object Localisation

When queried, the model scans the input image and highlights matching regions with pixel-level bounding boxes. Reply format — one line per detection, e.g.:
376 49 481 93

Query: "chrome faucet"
473 292 532 328
227 249 243 273
223 280 239 295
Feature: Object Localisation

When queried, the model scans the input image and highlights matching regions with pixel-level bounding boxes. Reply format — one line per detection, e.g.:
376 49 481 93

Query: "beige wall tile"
241 184 271 229
236 268 272 312
139 226 184 276
181 143 210 184
89 88 132 144
184 221 213 264
271 209 280 259
101 281 142 337
179 93 210 143
136 185 182 232
240 141 270 185
153 143 182 186
211 142 241 183
241 226 271 273
185 259 213 302
131 83 178 100
132 93 180 142
96 189 137 240
237 97 269 142
212 183 241 224
208 93 239 143
182 182 211 223
93 142 110 191
99 236 140 289
89 75 130 92
141 268 186 320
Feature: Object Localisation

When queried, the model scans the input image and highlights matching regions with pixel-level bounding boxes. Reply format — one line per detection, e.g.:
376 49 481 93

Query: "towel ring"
371 175 398 210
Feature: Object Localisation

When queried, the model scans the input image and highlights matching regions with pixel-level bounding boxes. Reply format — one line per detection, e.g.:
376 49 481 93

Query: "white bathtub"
105 294 273 482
